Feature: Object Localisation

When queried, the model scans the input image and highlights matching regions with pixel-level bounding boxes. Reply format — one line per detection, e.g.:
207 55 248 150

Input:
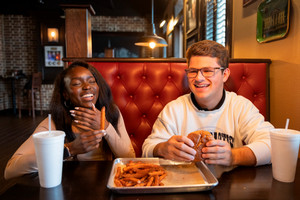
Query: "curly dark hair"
50 60 120 142
186 40 229 69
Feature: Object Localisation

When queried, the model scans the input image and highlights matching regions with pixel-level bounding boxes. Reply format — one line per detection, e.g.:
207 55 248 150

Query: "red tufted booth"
64 58 271 157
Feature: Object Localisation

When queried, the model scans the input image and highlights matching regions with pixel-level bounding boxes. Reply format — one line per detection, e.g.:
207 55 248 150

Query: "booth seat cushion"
81 59 271 157
224 62 269 121
90 61 189 156
84 58 268 156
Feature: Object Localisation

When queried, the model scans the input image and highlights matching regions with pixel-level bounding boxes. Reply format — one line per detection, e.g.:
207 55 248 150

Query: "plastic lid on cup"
270 129 300 140
33 131 65 143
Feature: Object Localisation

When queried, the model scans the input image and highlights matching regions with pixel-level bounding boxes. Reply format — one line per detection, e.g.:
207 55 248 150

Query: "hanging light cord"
151 0 156 35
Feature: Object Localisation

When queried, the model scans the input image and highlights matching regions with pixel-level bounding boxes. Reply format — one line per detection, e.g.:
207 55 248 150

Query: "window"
204 0 231 52
183 0 231 56
216 0 226 45
205 0 214 41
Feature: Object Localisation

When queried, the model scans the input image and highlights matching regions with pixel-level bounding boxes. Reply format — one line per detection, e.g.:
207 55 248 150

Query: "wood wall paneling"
64 5 95 57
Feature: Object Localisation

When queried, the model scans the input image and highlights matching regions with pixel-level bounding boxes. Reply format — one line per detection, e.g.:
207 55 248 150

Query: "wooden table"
1 159 299 200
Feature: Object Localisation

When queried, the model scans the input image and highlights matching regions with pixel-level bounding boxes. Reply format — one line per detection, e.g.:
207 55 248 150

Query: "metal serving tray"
107 158 218 194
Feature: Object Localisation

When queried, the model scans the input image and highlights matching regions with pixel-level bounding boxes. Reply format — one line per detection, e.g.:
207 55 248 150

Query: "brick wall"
0 14 149 113
0 15 5 75
92 16 148 32
3 15 38 75
0 15 5 109
0 15 54 112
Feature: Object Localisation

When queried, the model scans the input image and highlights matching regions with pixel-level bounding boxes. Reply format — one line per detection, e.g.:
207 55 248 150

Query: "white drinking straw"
48 114 51 134
285 118 290 130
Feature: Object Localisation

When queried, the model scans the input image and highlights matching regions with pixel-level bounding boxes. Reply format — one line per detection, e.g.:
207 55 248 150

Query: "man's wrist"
231 149 238 166
231 147 256 166
153 143 162 157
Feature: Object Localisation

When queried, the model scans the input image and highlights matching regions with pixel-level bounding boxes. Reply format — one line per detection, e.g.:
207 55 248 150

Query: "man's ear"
222 68 230 83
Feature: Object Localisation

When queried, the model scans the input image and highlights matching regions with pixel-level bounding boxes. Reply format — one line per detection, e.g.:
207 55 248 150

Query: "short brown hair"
186 40 229 69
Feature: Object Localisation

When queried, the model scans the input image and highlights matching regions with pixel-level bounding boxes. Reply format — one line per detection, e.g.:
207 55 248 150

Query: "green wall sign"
256 0 290 43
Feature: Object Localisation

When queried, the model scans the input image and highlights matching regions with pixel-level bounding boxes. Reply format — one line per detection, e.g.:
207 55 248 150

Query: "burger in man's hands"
187 130 214 162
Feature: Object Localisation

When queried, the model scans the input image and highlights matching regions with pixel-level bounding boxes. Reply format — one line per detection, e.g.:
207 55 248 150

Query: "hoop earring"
64 100 71 108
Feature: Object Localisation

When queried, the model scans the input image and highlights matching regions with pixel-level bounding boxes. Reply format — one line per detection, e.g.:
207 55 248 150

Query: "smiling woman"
4 60 135 180
63 66 100 108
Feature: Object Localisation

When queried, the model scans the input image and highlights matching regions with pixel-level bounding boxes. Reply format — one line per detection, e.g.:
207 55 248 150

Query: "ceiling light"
160 20 166 28
135 0 168 48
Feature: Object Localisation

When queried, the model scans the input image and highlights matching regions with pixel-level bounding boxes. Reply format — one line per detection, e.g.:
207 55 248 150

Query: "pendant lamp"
135 0 168 49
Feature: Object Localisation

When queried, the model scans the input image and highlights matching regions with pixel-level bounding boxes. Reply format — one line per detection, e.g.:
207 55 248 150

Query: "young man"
142 40 273 171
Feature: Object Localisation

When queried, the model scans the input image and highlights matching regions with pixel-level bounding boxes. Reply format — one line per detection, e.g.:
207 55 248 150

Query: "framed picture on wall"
243 0 257 7
186 0 197 34
44 46 64 67
256 0 290 43
186 32 198 51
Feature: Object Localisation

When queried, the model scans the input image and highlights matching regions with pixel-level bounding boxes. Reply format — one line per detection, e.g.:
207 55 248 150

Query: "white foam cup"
33 131 65 188
270 128 300 183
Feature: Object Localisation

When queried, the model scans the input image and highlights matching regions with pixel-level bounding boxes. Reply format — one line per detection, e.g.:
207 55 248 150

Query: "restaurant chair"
29 72 43 118
20 72 43 118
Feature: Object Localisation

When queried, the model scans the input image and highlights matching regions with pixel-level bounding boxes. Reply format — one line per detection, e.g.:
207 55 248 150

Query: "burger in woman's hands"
187 130 214 162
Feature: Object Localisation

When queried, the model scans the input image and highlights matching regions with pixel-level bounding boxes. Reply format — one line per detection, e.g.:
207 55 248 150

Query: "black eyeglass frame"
185 67 225 78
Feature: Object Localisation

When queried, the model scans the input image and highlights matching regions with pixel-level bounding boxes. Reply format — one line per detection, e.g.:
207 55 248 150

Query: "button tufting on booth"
64 58 271 157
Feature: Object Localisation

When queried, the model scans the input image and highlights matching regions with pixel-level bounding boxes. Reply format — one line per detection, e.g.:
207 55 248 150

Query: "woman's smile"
81 93 95 101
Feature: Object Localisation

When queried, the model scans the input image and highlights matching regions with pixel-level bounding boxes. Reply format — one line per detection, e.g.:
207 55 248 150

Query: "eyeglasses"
185 67 225 78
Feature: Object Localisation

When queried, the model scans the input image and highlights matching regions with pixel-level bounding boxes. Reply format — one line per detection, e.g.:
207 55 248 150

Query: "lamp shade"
47 28 59 42
135 34 168 48
135 0 167 49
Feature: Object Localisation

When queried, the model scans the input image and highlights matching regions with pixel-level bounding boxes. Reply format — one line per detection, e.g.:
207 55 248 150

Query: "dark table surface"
1 159 299 200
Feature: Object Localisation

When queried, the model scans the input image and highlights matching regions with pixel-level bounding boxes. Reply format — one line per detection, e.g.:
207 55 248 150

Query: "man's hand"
202 140 256 166
201 140 233 166
153 135 197 161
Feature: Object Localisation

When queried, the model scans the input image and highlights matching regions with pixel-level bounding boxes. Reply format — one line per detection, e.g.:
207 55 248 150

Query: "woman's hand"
70 104 108 131
65 129 106 155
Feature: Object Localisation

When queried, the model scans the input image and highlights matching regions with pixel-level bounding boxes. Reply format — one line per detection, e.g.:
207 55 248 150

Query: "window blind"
205 0 226 46
206 0 214 41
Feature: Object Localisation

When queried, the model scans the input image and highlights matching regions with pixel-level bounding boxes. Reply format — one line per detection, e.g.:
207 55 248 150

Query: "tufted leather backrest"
65 58 270 157
89 61 189 156
224 60 270 122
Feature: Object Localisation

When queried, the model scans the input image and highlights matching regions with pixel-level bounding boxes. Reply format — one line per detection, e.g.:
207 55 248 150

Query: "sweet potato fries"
114 161 167 187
